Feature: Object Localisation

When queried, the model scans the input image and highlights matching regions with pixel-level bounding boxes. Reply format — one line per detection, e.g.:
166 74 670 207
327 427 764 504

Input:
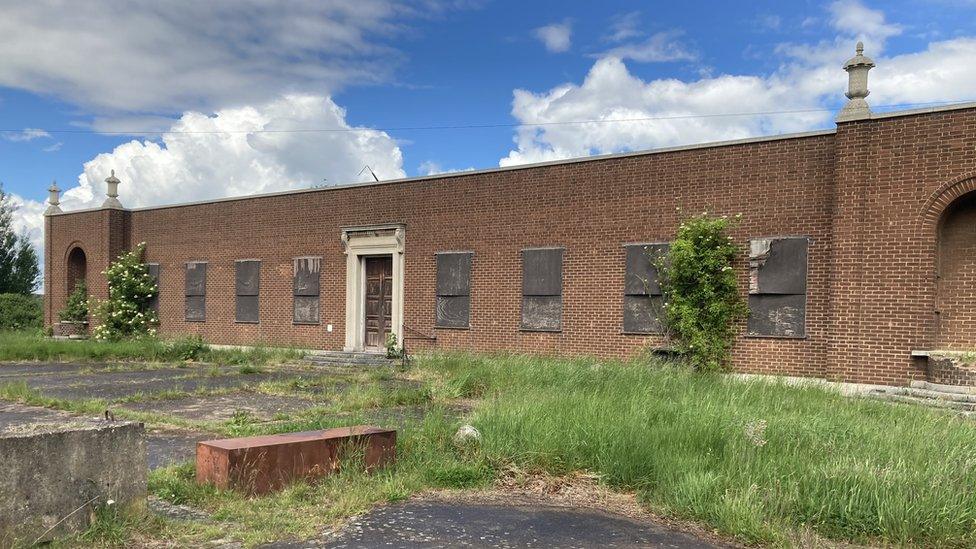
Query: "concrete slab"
120 392 316 421
0 404 146 544
147 429 210 470
264 500 730 548
22 368 293 401
0 403 206 470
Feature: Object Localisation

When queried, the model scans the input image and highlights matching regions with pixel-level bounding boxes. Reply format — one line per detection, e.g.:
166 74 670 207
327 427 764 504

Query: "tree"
0 184 41 295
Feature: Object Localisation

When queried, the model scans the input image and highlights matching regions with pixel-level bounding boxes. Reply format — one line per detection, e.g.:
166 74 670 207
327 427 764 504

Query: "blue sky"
1 0 975 254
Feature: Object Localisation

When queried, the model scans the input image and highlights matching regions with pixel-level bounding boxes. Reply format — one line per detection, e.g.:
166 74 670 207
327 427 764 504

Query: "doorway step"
304 351 398 368
864 380 976 415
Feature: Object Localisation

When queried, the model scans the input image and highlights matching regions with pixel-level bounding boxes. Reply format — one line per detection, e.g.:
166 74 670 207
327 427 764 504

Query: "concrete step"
864 390 976 412
910 379 976 395
303 351 399 367
875 386 976 404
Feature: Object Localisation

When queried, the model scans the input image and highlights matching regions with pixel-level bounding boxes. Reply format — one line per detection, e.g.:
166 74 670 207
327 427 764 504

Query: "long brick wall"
45 105 976 386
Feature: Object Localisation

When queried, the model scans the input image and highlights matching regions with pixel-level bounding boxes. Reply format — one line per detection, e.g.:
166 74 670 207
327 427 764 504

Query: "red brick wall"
44 106 976 385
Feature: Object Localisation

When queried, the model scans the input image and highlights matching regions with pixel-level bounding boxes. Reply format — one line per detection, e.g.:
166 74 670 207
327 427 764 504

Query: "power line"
1 100 972 136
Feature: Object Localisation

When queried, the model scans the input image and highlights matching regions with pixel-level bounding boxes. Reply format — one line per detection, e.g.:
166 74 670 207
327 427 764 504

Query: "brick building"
44 46 976 386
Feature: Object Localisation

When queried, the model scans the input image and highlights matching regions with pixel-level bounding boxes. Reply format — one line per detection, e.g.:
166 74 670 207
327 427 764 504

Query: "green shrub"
660 214 747 371
0 293 41 329
58 279 89 322
166 335 207 361
89 242 159 340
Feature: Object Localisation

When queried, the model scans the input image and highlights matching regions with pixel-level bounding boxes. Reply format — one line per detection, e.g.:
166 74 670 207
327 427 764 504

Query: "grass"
422 353 976 547
0 330 303 365
6 348 976 547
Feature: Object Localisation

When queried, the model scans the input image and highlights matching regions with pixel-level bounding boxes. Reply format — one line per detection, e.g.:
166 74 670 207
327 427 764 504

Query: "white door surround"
341 224 405 352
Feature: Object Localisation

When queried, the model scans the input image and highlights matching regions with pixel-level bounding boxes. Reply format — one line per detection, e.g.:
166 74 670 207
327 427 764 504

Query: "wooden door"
364 256 393 349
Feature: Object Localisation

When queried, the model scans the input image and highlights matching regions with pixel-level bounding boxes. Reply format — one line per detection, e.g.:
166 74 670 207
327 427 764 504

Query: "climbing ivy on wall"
659 213 747 372
90 242 159 340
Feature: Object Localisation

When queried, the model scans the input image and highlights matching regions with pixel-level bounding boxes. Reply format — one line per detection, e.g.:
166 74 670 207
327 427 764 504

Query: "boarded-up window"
185 262 207 322
747 237 808 337
521 248 562 331
435 252 472 328
147 263 161 315
623 243 669 334
293 257 321 324
235 260 261 323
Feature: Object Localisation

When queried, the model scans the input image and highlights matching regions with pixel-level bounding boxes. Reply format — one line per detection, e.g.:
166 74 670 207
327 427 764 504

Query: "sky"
1 0 975 276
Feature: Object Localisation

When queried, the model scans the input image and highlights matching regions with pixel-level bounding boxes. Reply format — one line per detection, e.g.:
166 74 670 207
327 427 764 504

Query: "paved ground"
0 360 727 548
0 361 447 468
0 361 333 468
265 500 729 549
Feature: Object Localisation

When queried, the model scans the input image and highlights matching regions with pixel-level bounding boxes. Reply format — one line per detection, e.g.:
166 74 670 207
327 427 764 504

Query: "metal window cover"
436 295 470 328
623 294 665 334
521 295 562 331
235 260 261 296
293 295 320 324
185 262 207 296
624 243 668 296
747 294 806 337
436 252 472 296
522 248 563 296
236 295 260 323
749 237 808 295
185 296 206 321
293 257 321 296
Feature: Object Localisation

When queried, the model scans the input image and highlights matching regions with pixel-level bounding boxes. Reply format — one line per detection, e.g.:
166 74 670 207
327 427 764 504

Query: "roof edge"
48 128 837 218
868 101 976 122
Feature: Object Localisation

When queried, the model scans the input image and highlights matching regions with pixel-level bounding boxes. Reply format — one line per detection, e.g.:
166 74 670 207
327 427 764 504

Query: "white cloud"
598 30 697 63
54 94 404 212
870 38 976 105
760 15 783 31
5 192 46 257
829 0 902 42
605 12 643 43
2 128 51 142
0 1 448 113
11 94 406 286
534 21 573 53
502 1 975 166
418 160 475 175
42 142 63 153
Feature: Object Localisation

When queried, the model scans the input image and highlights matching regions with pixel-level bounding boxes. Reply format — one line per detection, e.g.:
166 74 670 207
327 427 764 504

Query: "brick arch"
914 173 976 350
919 171 976 234
64 242 88 295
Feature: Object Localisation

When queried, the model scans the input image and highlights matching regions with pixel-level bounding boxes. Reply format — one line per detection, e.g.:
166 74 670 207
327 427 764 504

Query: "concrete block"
0 408 147 545
196 426 396 495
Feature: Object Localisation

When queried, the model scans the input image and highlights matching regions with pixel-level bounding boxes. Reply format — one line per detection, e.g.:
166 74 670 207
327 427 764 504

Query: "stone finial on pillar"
45 180 62 215
836 42 876 122
102 169 124 209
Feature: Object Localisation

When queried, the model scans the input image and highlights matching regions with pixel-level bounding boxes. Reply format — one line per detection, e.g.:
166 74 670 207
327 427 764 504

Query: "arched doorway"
66 246 87 295
936 192 976 349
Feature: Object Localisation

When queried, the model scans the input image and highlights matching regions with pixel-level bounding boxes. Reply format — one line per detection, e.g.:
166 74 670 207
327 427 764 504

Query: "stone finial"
45 180 62 215
836 41 876 122
102 169 124 209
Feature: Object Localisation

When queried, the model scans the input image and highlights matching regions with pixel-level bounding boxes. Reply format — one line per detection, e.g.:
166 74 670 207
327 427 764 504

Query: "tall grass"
0 330 302 365
422 353 976 547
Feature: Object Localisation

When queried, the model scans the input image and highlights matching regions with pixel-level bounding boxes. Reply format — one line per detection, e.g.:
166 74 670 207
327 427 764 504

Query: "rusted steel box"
196 425 396 494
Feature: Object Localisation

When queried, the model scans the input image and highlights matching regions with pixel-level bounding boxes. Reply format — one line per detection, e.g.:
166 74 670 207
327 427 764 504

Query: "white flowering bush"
90 242 159 341
659 213 746 372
